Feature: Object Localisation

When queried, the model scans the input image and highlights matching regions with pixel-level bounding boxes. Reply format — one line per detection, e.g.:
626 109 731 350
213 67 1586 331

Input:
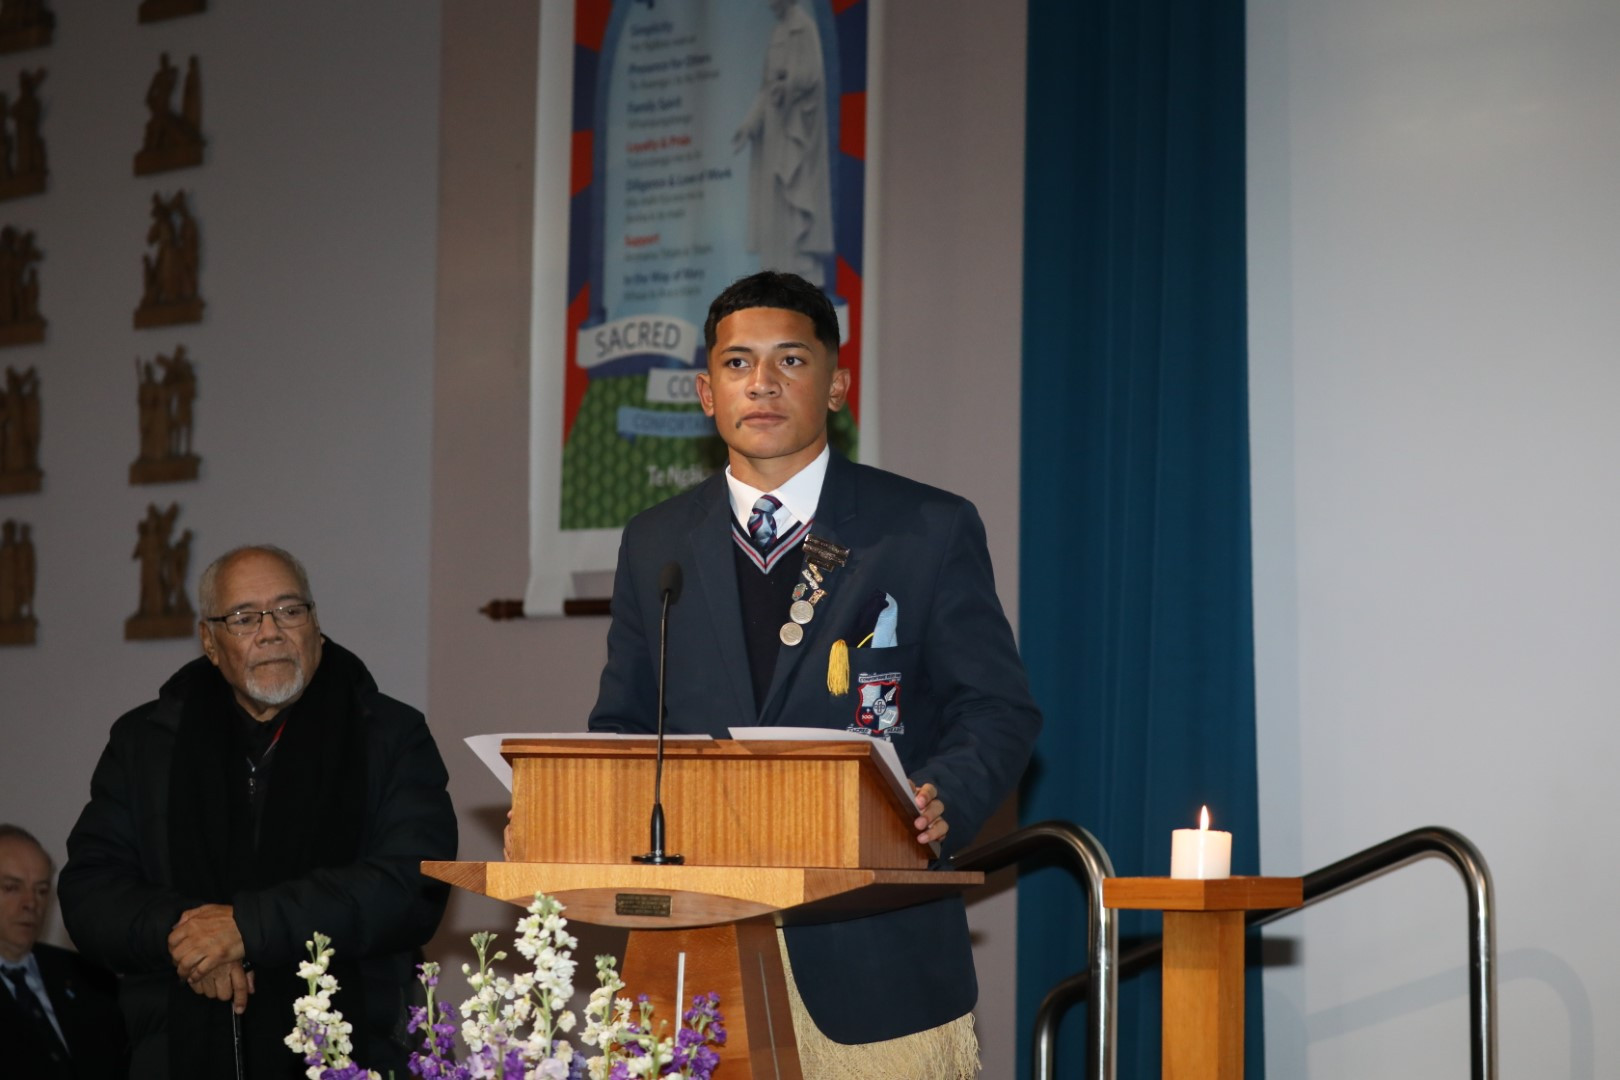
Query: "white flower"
536 1057 571 1079
287 892 727 1080
286 937 365 1075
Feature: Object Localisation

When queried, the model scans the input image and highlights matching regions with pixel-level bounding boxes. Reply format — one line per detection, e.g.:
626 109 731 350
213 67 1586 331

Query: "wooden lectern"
424 737 983 1079
1104 877 1303 1080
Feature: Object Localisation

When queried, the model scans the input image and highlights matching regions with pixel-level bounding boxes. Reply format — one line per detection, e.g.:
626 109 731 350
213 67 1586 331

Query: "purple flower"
690 1044 721 1078
407 998 465 1077
652 993 726 1077
318 1067 374 1080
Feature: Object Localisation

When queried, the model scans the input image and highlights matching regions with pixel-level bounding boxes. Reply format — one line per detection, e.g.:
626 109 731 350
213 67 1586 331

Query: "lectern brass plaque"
614 893 672 918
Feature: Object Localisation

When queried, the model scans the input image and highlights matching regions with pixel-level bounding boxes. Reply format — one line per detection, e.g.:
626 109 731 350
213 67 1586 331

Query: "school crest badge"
851 671 902 736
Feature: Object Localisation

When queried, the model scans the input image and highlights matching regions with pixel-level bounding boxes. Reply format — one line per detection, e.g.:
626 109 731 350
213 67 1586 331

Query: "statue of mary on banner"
734 0 834 286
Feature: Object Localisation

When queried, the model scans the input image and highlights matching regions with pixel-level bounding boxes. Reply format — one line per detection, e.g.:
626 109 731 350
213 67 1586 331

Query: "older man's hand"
169 903 246 982
187 959 254 1014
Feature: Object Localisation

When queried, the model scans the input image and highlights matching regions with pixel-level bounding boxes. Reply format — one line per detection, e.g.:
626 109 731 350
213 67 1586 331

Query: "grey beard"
245 658 306 707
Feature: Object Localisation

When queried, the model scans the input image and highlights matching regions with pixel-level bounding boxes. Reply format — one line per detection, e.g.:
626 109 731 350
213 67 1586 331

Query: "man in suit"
589 271 1042 1078
0 824 128 1079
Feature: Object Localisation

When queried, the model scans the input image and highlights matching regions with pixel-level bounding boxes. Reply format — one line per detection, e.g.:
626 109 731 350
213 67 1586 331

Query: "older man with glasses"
60 544 457 1080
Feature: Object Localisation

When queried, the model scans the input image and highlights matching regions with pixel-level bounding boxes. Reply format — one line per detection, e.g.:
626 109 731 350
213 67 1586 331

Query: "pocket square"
851 589 899 647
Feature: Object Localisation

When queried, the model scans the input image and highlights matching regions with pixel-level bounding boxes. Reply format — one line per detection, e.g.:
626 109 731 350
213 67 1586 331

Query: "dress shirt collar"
0 950 41 986
723 444 830 531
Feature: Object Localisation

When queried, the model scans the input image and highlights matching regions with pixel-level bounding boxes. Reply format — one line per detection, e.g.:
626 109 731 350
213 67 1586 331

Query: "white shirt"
723 443 831 534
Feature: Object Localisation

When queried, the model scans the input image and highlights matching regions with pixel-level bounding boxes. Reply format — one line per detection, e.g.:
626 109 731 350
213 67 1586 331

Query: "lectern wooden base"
421 860 983 1080
430 739 982 1079
623 918 801 1080
1104 877 1302 1080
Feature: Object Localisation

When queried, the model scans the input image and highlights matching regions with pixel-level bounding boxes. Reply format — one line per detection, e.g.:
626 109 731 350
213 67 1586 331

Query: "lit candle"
1170 805 1232 879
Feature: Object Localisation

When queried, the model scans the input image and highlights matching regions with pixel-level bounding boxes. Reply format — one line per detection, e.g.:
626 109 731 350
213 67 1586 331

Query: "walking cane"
232 1008 246 1080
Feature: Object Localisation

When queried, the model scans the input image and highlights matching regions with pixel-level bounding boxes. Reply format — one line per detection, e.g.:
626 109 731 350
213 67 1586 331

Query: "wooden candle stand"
1104 876 1303 1080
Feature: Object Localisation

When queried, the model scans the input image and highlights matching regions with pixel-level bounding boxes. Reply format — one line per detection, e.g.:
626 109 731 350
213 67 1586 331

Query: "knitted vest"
732 535 805 712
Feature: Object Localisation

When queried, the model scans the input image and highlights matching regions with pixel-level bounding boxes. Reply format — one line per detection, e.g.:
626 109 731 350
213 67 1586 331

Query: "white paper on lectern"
726 726 939 856
463 731 713 792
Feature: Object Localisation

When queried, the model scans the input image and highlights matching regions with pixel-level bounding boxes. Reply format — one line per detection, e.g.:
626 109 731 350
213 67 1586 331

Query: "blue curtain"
1016 1 1260 1077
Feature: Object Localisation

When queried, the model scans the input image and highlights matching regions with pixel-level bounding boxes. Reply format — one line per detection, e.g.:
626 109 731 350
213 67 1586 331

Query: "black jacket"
59 640 457 1079
0 943 128 1080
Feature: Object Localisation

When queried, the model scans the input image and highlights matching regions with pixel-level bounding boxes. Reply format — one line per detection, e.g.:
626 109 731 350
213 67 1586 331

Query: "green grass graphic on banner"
560 376 720 530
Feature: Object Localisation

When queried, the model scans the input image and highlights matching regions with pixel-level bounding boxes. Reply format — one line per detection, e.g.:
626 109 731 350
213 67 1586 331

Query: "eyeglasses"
203 602 315 636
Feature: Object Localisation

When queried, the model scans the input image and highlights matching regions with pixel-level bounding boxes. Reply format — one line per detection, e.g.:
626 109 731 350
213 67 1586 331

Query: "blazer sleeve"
230 708 457 968
906 498 1043 858
587 528 659 734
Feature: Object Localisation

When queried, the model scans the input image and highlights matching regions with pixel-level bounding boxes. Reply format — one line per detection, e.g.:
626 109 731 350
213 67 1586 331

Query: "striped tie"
747 494 782 550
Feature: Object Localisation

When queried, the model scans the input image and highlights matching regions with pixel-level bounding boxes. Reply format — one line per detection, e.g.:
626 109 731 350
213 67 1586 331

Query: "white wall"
1248 0 1620 1075
0 0 440 918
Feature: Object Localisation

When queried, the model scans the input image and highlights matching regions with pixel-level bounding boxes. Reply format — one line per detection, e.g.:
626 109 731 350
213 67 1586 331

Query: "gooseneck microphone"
635 561 685 865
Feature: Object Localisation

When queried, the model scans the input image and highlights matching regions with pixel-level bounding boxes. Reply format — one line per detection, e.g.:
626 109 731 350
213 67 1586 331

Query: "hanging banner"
527 0 879 614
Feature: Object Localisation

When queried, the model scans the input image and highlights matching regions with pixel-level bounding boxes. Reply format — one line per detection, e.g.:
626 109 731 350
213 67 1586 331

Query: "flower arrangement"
285 931 376 1080
286 893 726 1080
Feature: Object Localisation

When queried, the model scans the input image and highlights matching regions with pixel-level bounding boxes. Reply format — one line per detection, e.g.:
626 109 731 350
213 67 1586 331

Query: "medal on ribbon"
778 535 849 646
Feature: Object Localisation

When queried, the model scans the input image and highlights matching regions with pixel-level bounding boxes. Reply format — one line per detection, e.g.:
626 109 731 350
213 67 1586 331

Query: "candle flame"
1199 805 1211 831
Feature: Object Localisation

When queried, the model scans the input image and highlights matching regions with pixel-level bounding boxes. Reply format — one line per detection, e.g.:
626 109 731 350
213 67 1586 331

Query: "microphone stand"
635 570 684 865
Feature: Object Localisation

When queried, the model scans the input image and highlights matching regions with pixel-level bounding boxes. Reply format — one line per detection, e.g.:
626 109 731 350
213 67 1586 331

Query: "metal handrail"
954 821 1117 1080
1036 825 1497 1080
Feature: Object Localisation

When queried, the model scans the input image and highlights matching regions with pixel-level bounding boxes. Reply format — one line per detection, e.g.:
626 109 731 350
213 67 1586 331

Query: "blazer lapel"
758 454 860 720
32 949 71 1029
0 970 26 1022
688 479 758 730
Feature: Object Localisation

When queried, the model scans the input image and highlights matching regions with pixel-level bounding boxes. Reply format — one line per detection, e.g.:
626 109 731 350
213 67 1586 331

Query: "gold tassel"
827 638 850 696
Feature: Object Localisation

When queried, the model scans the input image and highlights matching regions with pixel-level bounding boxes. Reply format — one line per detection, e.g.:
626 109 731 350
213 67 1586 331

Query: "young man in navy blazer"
588 271 1041 1078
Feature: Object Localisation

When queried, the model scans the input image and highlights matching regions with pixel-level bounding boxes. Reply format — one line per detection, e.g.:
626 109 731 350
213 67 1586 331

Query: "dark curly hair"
702 271 840 354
